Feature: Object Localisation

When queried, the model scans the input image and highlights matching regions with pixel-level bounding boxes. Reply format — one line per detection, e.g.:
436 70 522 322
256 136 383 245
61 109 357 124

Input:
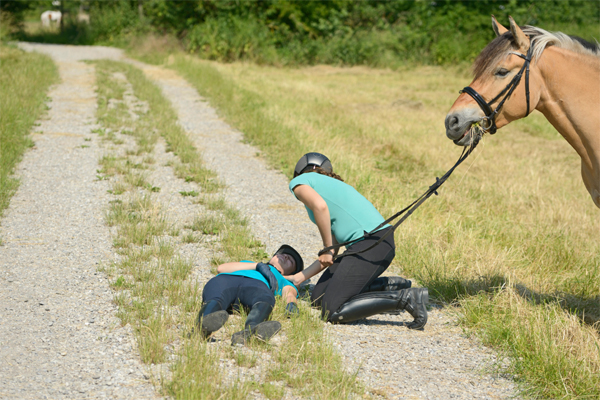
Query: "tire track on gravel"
0 43 158 399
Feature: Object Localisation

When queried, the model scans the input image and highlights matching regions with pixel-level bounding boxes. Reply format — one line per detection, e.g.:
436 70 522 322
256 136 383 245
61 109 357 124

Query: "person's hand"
319 251 334 268
283 273 297 286
284 302 299 318
256 262 278 294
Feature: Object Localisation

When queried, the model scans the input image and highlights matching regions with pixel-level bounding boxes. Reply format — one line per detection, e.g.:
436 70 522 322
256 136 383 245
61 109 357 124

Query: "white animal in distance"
41 11 62 27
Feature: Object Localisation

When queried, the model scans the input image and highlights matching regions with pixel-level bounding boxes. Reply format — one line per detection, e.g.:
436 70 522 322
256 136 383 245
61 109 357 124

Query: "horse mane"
473 26 600 79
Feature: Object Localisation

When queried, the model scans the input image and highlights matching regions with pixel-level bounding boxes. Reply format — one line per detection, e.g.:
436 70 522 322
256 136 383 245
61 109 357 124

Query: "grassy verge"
93 59 363 399
166 55 600 399
0 45 58 220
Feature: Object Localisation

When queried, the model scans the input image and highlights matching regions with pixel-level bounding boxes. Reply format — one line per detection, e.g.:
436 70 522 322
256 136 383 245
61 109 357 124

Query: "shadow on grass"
513 284 600 329
424 274 599 329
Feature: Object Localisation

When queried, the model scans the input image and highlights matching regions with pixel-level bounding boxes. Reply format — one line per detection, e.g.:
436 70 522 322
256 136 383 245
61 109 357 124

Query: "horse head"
445 16 542 146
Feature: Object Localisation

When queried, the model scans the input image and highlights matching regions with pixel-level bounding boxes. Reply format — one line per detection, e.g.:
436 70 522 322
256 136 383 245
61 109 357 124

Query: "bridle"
460 43 534 135
314 44 535 260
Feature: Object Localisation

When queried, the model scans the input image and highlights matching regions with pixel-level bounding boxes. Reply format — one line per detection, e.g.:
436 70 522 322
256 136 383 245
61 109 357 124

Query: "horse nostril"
445 115 460 131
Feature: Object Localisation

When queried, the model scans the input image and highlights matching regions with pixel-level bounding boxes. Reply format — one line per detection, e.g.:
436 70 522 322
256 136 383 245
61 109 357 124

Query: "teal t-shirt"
289 172 388 243
219 261 297 297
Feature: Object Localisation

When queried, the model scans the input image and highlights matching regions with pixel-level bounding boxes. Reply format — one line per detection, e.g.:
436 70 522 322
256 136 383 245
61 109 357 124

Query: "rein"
460 44 534 134
317 135 480 259
316 44 535 259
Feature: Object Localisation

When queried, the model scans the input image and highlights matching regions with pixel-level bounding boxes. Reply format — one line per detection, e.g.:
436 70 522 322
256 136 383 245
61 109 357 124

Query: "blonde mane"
473 26 600 79
523 26 600 60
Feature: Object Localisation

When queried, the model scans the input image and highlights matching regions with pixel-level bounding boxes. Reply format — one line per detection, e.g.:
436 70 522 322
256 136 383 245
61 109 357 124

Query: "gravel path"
1 43 157 399
6 43 521 399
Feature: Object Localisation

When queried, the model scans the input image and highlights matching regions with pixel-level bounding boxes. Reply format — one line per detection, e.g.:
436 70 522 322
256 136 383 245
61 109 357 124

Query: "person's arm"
282 285 298 305
282 285 300 317
293 184 335 268
285 259 325 286
216 262 257 273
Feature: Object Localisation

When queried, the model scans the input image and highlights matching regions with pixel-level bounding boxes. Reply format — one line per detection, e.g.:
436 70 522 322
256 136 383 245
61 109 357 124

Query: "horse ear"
508 16 530 51
491 15 508 36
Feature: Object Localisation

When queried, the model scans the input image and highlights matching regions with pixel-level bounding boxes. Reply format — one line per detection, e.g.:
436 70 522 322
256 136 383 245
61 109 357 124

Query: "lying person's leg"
198 275 242 338
231 281 280 345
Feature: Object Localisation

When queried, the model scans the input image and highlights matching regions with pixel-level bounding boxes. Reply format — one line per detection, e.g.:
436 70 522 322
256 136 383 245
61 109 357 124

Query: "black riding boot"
197 300 229 338
364 276 412 292
231 302 281 345
328 288 428 330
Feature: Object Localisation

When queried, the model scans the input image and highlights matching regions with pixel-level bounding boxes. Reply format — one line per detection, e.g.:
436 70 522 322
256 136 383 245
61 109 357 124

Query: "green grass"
94 59 364 399
0 45 58 219
167 55 600 399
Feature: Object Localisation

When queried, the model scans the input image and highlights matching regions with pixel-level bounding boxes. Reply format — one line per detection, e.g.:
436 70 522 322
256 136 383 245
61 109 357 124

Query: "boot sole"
231 328 252 346
201 310 229 335
254 321 281 341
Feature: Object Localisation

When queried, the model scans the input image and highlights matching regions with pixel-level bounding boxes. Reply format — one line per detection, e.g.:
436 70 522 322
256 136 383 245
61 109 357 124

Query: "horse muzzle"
445 109 481 146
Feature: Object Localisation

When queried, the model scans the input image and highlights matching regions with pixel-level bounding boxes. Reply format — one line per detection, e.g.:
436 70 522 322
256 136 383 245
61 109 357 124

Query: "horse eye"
495 68 510 77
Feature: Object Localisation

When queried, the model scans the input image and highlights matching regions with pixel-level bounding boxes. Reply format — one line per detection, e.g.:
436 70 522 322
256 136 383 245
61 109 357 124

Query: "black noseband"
460 44 534 135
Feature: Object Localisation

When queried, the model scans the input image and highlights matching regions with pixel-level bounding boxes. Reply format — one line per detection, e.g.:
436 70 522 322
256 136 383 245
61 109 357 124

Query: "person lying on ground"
284 152 428 329
197 244 303 345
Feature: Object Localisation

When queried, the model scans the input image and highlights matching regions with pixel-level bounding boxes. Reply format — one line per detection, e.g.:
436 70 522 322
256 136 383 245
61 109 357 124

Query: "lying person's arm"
282 285 298 304
216 262 257 273
282 285 300 317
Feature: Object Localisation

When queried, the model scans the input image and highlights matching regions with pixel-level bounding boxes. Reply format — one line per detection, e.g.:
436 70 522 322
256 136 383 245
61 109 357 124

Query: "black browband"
460 43 534 135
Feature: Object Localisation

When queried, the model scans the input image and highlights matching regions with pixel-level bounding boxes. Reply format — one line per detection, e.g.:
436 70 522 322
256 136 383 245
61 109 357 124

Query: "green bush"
186 16 278 64
11 0 600 67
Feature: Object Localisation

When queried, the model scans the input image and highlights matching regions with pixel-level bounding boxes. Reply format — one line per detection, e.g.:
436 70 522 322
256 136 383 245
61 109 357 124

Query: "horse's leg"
581 161 600 208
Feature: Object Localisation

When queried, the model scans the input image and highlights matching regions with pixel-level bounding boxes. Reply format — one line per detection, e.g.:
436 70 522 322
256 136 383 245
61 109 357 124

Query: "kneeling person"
198 245 303 345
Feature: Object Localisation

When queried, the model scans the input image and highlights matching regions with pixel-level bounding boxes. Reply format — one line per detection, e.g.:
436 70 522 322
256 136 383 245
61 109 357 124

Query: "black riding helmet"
273 244 304 274
293 152 333 178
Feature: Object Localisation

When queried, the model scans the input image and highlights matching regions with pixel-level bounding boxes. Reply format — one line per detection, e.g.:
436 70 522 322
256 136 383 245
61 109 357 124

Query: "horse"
40 10 62 28
444 16 600 208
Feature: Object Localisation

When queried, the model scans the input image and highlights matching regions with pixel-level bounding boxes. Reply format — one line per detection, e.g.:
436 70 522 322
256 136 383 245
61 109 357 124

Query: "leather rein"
316 44 534 260
318 136 480 259
460 44 534 134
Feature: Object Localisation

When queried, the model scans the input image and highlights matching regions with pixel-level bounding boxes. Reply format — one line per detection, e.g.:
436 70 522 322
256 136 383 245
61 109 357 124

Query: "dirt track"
1 42 520 399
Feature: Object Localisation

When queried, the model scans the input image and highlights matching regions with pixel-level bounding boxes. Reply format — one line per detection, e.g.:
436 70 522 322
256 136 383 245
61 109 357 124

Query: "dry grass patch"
170 55 599 399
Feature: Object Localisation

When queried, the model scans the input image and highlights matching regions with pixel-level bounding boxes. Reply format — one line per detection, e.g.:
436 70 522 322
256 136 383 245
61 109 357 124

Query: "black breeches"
202 274 276 312
310 227 396 321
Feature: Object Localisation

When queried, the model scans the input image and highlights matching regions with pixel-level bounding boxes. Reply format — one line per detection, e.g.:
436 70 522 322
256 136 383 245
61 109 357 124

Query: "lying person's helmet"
294 152 333 178
273 244 304 274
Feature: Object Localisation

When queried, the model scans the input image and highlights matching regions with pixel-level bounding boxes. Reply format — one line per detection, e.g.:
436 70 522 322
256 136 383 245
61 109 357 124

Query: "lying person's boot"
231 328 253 346
231 321 282 345
253 321 281 341
197 300 229 338
364 276 412 292
231 301 279 346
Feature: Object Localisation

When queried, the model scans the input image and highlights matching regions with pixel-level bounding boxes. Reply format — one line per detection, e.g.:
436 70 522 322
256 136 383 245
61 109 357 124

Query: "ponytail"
313 166 344 182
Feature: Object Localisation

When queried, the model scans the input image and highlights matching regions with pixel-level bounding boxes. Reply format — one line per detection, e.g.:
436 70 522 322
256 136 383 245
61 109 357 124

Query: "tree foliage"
11 0 600 66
